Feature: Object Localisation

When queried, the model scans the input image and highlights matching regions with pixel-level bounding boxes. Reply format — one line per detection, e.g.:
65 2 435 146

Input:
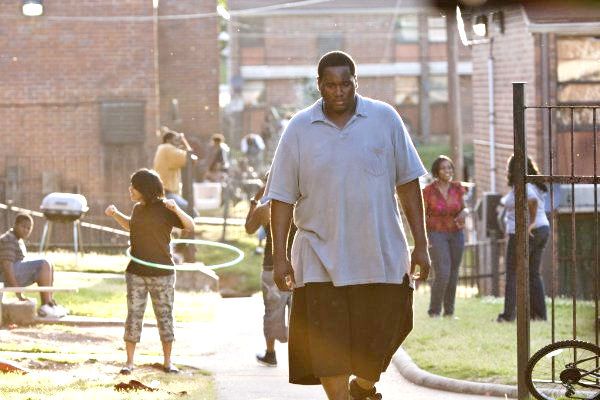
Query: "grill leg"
76 220 85 254
73 222 79 267
39 221 52 254
39 222 48 253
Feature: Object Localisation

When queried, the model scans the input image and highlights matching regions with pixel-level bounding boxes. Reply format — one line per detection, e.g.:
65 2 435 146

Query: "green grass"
31 251 129 274
414 139 474 175
415 141 450 172
403 288 598 385
39 219 264 296
24 223 262 318
195 223 264 295
46 273 219 322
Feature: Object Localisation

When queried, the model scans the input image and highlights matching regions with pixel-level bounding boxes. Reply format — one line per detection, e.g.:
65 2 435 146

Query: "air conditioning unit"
474 192 503 239
557 184 600 213
193 182 222 211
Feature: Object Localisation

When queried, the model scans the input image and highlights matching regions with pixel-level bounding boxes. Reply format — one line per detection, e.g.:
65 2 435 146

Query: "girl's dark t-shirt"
127 201 184 277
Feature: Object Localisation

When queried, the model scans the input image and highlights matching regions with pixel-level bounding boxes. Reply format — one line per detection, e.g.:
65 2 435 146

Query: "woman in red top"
423 155 467 317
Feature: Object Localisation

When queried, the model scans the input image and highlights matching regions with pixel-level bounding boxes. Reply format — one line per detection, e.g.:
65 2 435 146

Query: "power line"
0 0 334 22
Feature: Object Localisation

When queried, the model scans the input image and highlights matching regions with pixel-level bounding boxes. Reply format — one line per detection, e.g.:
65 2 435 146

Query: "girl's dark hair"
431 155 454 179
507 155 547 192
130 168 165 204
317 51 356 78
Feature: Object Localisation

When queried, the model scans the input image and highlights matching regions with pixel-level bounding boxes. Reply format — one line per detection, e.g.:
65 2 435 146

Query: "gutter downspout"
488 38 496 192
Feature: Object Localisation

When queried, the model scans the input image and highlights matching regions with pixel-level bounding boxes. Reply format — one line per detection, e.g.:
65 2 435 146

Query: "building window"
395 15 418 43
428 16 447 42
556 36 600 131
395 76 419 105
430 75 448 103
242 81 265 106
100 101 145 144
318 33 344 56
239 18 264 48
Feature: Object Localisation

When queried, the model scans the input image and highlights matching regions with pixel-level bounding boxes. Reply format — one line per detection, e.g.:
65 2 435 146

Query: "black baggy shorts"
288 274 413 385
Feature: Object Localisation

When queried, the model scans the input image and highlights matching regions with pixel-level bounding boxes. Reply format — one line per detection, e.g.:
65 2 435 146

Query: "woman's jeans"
428 230 465 316
501 226 550 321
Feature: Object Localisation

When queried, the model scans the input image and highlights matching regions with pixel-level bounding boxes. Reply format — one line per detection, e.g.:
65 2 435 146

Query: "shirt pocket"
362 146 386 176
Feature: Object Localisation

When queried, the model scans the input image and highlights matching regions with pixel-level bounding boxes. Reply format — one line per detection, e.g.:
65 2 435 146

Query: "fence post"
491 234 500 297
182 153 195 214
4 200 13 230
513 82 531 400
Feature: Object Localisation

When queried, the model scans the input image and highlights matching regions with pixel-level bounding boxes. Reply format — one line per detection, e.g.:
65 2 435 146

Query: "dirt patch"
10 329 112 344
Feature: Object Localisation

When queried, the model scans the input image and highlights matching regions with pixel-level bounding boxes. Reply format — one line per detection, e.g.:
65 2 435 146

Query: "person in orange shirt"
153 129 194 213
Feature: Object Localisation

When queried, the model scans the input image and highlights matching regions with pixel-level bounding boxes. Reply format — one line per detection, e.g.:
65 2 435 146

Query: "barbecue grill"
39 193 89 260
40 192 89 222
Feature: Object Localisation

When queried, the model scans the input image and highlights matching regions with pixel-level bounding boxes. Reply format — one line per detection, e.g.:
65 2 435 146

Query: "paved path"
177 295 508 400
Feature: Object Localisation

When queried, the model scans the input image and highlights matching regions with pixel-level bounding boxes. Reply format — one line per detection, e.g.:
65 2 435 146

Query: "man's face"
318 65 357 114
168 134 181 146
14 220 33 240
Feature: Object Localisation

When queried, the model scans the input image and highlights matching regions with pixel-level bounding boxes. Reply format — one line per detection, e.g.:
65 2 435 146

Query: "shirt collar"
310 94 368 124
8 228 20 241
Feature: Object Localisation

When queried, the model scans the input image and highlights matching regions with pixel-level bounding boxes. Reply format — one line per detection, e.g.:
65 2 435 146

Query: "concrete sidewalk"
177 296 509 400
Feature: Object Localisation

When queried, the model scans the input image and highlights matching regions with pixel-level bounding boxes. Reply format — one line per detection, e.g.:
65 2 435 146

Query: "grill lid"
40 193 89 215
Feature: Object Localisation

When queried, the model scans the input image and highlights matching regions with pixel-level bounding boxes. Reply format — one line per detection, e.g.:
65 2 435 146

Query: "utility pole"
446 7 463 180
418 13 430 141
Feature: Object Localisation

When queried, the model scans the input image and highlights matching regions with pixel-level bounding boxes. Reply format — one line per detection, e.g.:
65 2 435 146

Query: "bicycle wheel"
526 340 600 400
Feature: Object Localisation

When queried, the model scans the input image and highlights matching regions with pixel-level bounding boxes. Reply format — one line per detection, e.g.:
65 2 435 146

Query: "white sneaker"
38 304 61 318
52 304 68 317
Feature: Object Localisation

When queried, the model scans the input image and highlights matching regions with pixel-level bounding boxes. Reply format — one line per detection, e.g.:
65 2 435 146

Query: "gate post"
513 82 531 399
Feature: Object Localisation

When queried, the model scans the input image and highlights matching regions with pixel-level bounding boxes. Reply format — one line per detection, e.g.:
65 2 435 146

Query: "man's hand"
104 205 117 217
410 245 431 282
273 258 295 292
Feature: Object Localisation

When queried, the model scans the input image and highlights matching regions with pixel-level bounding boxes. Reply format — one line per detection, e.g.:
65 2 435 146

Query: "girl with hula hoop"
105 168 194 375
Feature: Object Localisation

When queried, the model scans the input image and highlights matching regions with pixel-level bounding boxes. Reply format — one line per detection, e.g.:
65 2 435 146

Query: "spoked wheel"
526 340 600 400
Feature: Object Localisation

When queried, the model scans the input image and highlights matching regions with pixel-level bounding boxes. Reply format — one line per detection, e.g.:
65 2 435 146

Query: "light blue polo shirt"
264 94 426 287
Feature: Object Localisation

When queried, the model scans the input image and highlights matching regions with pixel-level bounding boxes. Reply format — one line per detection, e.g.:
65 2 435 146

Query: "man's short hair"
14 213 33 226
317 51 356 78
162 131 177 144
211 133 224 143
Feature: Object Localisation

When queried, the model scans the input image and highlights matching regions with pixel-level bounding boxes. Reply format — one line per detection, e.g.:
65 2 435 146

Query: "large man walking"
265 51 431 400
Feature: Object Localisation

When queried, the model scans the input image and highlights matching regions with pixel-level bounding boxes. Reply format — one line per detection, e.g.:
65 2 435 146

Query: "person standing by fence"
153 128 195 214
423 155 467 318
497 155 549 322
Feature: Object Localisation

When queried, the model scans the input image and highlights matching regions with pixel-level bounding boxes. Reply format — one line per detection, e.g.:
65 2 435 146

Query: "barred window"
395 15 418 43
100 101 145 144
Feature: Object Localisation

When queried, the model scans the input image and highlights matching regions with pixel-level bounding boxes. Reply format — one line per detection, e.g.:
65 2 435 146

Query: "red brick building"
226 0 473 148
0 0 219 228
468 3 600 195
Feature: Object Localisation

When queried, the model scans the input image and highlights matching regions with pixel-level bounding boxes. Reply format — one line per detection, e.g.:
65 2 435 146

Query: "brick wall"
231 4 474 147
158 0 220 143
0 0 219 226
471 6 539 196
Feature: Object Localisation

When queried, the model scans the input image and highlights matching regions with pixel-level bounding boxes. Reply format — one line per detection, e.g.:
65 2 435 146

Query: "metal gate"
513 82 600 398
